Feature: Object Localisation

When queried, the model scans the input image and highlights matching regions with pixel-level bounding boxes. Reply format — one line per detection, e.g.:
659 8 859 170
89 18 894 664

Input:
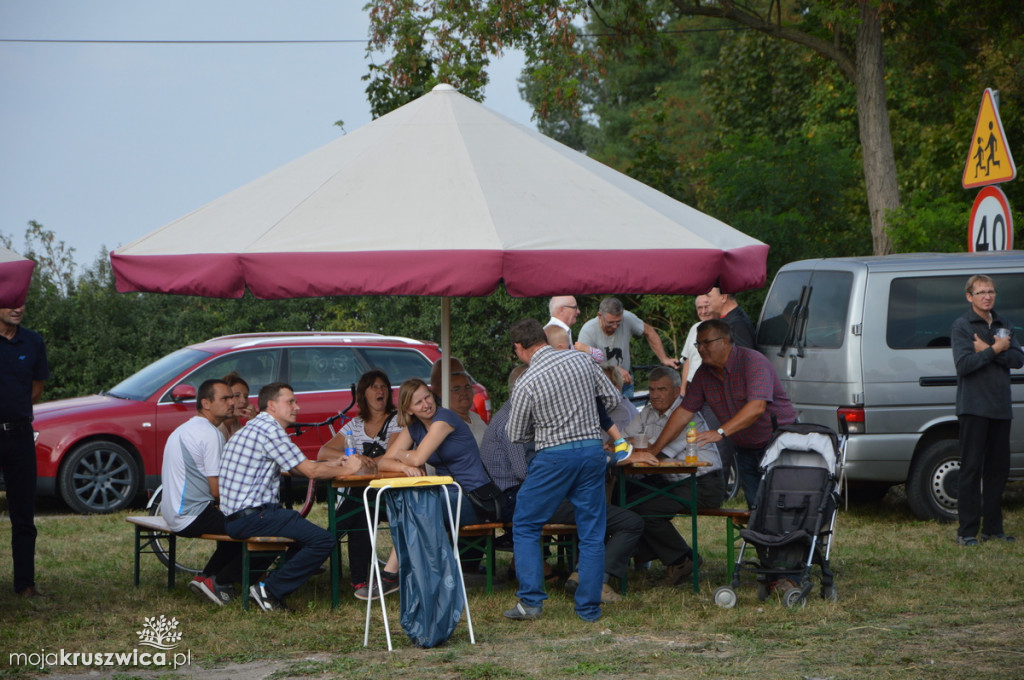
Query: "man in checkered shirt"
220 382 374 611
503 318 621 622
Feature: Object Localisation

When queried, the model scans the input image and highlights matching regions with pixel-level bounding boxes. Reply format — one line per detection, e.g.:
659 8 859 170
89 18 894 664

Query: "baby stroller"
713 422 846 608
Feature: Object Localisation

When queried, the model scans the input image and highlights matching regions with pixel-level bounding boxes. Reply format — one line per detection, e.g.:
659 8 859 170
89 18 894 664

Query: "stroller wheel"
713 586 737 609
821 584 838 602
783 587 807 608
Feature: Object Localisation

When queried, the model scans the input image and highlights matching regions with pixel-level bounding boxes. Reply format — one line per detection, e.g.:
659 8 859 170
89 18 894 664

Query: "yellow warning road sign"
963 88 1016 189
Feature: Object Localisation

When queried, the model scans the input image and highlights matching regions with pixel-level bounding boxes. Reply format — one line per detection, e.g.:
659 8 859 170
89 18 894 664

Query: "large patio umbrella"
0 246 35 309
110 84 768 396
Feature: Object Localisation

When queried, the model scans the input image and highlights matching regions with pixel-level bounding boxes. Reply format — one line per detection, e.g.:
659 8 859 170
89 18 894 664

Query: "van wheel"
906 439 959 523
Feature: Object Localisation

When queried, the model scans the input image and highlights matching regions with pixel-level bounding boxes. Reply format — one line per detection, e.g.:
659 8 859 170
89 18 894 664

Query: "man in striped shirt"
504 318 621 622
220 382 374 611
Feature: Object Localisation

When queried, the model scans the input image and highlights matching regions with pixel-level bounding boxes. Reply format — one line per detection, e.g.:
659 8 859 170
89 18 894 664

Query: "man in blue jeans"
504 318 622 622
220 382 375 611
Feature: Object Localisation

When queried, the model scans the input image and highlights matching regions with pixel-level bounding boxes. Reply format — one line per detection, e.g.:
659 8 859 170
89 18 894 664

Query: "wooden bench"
126 515 295 609
688 507 751 581
458 522 578 593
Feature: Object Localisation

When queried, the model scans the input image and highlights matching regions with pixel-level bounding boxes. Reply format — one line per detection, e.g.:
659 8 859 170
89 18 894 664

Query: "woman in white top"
317 369 401 600
319 369 402 461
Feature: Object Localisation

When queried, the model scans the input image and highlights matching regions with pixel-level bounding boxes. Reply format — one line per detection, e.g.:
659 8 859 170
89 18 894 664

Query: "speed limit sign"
969 185 1014 252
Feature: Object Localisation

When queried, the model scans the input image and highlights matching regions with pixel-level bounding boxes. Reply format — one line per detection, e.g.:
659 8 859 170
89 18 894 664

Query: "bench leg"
241 543 250 610
167 534 176 589
134 526 142 587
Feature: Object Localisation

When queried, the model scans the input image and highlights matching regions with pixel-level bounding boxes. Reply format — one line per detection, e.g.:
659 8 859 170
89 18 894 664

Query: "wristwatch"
716 427 726 438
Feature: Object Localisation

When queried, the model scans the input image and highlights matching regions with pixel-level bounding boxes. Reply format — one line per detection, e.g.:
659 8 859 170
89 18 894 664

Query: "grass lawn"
2 483 1022 679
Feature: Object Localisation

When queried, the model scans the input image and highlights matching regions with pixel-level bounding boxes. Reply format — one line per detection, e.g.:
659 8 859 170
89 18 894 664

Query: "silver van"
755 252 1024 521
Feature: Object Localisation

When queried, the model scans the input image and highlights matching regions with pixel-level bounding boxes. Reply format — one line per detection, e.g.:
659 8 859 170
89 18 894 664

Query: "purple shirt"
681 345 797 449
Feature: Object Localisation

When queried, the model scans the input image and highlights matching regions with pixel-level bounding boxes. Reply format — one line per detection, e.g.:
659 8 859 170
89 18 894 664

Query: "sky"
0 0 533 269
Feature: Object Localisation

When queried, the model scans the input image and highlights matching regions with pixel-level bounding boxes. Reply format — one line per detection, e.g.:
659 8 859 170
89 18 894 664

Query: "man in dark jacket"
951 274 1023 546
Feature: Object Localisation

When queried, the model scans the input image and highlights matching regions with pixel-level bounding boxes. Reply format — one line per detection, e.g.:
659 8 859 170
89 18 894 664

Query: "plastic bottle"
684 421 699 465
344 429 358 457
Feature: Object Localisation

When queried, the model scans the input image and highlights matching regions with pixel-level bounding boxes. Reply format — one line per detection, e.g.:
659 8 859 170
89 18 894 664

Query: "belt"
225 502 278 522
0 419 32 432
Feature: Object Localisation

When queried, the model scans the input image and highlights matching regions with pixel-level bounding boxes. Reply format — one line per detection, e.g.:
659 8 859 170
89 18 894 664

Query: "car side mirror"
170 383 197 403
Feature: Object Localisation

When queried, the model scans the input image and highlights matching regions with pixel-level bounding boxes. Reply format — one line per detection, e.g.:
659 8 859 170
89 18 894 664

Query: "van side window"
886 274 1023 349
887 277 965 349
888 273 1024 349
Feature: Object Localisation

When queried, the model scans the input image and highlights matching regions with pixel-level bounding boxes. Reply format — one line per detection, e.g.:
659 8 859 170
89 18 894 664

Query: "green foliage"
885 194 968 254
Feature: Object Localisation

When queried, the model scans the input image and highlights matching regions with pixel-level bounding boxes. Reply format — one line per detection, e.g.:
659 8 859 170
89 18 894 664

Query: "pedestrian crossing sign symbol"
963 88 1016 189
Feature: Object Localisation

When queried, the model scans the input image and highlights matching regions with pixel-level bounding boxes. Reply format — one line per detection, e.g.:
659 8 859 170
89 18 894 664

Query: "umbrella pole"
441 297 451 409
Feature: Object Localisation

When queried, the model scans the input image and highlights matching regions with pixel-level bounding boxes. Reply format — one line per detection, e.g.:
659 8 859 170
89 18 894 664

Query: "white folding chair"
362 475 475 651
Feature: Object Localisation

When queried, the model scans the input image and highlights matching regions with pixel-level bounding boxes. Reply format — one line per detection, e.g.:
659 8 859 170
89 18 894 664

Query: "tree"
366 0 907 254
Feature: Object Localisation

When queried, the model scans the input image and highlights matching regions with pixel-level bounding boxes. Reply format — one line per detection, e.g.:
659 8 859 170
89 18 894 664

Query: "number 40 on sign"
969 185 1013 252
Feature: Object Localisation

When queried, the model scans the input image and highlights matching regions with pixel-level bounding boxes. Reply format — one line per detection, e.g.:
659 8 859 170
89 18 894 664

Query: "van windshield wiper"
777 285 811 358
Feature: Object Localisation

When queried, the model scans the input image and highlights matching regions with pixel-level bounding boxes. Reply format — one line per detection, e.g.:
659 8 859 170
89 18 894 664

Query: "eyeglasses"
694 337 726 348
969 289 997 297
562 304 579 310
449 385 475 393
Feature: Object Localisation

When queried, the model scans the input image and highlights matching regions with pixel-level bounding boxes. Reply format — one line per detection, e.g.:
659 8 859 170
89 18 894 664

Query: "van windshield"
758 270 852 349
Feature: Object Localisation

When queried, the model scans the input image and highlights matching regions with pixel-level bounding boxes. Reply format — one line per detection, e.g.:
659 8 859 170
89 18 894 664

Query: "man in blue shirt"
0 305 49 597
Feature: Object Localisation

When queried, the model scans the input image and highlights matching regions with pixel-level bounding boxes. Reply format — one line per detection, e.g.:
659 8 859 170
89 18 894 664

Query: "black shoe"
249 582 291 611
17 585 47 598
979 533 1015 543
956 535 979 547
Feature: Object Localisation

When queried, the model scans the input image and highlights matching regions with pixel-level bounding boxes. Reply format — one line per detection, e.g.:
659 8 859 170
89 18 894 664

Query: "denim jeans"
225 505 335 600
735 446 767 509
512 439 607 621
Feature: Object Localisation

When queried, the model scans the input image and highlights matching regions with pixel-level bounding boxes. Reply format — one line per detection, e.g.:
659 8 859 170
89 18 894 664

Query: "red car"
32 332 490 514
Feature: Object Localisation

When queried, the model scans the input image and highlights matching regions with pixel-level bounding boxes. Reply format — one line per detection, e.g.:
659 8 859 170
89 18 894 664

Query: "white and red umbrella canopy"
111 84 767 300
0 247 35 309
110 84 768 400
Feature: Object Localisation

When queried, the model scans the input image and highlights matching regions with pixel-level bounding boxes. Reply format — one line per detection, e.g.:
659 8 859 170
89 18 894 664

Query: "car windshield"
105 348 211 401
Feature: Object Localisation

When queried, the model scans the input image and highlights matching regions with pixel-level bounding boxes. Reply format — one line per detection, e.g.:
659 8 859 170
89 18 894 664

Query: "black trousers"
176 503 244 584
957 415 1011 538
0 425 37 593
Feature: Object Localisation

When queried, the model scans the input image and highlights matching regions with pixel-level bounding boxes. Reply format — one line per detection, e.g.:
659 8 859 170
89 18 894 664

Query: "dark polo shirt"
0 326 50 422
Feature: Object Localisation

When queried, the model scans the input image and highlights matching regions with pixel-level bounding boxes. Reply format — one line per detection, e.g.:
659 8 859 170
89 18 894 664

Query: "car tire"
906 439 959 523
724 457 741 501
58 441 141 514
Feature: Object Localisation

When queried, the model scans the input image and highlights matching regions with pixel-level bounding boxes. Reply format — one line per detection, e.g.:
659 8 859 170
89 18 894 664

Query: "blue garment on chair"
385 486 464 648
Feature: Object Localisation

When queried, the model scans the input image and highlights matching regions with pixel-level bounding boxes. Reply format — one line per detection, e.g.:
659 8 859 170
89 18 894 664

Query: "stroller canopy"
761 423 840 475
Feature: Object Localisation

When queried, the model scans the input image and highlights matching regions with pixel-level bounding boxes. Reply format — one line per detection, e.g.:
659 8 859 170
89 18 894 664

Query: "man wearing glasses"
951 275 1023 547
545 295 604 363
647 319 797 507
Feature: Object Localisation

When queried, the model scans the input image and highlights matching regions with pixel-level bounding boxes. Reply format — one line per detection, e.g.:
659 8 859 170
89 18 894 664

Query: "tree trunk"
854 2 898 255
